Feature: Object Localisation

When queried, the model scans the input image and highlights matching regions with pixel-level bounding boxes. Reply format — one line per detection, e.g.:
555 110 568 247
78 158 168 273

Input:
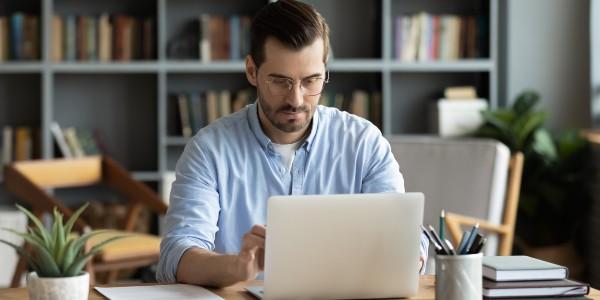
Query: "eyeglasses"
265 71 329 97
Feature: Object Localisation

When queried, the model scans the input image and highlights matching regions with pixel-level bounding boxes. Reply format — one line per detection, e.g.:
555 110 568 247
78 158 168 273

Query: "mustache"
277 105 309 113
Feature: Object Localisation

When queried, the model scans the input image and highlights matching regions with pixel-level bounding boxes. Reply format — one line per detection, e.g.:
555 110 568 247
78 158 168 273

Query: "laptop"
247 192 424 299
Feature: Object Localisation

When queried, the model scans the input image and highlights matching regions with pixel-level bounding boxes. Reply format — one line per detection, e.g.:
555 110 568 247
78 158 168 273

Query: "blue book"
64 15 76 61
229 15 240 61
10 13 24 60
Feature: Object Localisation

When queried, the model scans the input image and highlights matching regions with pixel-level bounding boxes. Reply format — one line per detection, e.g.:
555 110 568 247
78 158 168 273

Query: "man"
157 0 428 287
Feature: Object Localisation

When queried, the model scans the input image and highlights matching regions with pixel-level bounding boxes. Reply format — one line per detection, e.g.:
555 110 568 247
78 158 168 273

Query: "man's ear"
245 55 258 87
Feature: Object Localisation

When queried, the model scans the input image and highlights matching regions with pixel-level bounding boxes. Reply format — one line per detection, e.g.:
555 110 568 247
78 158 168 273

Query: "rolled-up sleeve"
156 138 221 283
360 127 429 274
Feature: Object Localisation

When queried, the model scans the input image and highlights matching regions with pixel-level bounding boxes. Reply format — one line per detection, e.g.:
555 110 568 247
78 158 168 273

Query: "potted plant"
0 203 124 300
473 91 590 271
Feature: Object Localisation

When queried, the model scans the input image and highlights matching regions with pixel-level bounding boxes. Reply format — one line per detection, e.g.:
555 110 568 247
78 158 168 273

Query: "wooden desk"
1 275 599 299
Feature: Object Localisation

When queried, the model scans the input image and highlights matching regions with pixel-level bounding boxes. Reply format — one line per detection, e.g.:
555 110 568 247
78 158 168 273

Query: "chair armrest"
445 212 509 245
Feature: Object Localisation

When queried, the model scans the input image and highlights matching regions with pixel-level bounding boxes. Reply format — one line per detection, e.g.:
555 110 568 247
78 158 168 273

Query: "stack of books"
394 12 487 62
173 89 253 138
0 13 40 61
482 256 590 298
51 14 155 62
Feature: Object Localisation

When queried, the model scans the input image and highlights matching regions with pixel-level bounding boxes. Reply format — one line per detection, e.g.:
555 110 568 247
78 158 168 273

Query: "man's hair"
250 0 330 69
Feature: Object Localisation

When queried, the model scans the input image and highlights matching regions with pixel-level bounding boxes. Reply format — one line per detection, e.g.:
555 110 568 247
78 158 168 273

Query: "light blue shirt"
157 103 428 282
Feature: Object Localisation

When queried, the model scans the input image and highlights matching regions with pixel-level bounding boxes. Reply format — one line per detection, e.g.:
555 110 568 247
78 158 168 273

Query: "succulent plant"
0 203 125 277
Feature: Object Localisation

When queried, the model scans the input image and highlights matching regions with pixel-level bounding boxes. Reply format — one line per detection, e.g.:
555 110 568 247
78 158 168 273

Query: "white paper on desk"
95 284 224 300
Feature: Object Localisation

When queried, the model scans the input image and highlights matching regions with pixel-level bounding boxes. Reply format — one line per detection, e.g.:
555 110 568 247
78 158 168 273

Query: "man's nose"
286 82 304 108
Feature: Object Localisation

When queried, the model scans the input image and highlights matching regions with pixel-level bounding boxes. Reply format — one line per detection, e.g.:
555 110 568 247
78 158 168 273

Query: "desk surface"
1 275 599 299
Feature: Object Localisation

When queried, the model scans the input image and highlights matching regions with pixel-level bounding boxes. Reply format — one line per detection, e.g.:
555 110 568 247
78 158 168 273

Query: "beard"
257 86 315 133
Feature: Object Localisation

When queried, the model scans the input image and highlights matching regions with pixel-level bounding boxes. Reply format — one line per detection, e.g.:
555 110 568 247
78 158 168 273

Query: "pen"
427 225 450 255
439 209 446 241
461 223 480 254
444 239 456 255
466 233 482 254
471 237 487 253
456 230 470 254
420 225 444 254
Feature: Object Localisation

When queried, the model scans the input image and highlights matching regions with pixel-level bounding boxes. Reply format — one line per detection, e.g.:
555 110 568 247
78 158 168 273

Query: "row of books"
50 122 105 158
168 14 251 62
0 13 40 61
174 89 254 138
394 13 487 62
319 91 382 128
482 255 589 298
52 14 155 62
1 126 40 164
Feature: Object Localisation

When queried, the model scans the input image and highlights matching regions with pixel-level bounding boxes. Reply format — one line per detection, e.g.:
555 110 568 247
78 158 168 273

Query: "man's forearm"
176 247 243 287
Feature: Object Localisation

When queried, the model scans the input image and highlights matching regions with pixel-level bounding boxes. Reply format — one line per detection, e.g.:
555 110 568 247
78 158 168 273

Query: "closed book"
482 278 589 298
63 127 85 158
199 14 211 62
76 16 87 60
2 126 13 164
206 90 219 123
51 15 63 62
219 90 231 118
98 14 112 62
64 15 77 61
86 16 97 60
229 15 240 60
14 127 32 161
10 13 24 60
50 122 73 158
483 256 568 282
142 17 154 59
239 16 251 57
0 17 8 61
177 93 192 138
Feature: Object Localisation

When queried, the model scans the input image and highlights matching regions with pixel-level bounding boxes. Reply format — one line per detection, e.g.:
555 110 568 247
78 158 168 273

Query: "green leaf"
2 228 62 277
0 239 41 274
512 90 540 116
512 111 547 150
64 235 128 277
532 129 558 162
52 208 66 262
58 238 77 273
63 203 89 237
16 204 51 248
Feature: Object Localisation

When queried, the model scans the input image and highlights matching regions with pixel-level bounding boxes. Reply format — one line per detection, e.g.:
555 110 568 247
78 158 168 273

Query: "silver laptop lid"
264 193 424 299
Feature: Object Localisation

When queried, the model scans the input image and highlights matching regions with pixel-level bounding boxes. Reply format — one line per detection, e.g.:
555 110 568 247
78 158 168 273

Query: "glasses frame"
265 70 330 97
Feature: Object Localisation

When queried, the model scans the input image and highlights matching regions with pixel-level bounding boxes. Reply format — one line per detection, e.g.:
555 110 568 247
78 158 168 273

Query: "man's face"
247 37 326 134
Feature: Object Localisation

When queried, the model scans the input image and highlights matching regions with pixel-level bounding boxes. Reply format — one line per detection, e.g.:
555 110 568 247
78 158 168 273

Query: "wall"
501 0 591 130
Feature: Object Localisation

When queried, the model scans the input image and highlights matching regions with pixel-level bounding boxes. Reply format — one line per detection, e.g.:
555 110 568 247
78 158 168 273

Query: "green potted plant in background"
473 90 591 276
0 203 124 300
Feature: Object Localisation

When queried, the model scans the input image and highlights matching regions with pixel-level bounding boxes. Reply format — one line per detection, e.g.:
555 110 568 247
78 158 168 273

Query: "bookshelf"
0 0 499 205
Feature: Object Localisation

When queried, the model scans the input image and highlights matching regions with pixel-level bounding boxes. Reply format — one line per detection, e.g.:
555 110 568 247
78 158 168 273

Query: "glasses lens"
268 78 291 96
302 77 325 96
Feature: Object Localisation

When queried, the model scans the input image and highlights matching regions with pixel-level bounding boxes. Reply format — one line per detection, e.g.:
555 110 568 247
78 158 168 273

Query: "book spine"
229 15 240 60
2 126 13 164
0 17 8 62
52 15 63 62
10 13 24 60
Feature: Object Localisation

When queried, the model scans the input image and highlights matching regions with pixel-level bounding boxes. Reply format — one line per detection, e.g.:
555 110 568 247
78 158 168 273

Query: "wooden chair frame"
3 156 168 287
445 152 524 256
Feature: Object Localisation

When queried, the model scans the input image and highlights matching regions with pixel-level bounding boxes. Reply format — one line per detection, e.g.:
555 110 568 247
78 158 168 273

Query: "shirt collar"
247 101 319 153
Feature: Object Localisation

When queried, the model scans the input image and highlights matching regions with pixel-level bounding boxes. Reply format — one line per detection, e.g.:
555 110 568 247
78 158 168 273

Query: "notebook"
483 255 568 281
482 278 589 298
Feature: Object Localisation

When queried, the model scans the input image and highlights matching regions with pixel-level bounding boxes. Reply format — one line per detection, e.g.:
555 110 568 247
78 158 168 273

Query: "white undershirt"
272 141 301 173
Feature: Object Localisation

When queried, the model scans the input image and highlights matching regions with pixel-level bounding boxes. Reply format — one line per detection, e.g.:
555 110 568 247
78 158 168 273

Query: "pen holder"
435 253 482 300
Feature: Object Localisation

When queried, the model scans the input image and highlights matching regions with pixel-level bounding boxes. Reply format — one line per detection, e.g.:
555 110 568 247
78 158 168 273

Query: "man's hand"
419 255 426 274
236 224 266 281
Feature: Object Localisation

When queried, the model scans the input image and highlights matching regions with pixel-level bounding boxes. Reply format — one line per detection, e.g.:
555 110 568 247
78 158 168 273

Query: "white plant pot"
27 272 89 300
